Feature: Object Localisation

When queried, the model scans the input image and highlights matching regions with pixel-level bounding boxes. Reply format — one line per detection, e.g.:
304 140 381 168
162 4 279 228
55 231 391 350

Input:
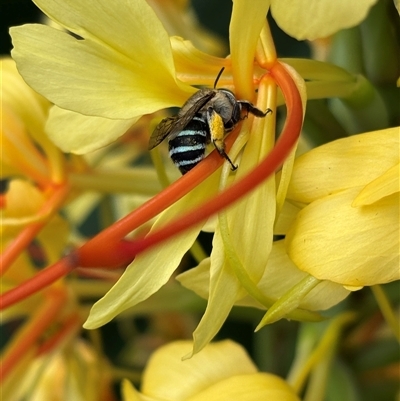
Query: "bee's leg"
206 108 238 171
239 100 273 118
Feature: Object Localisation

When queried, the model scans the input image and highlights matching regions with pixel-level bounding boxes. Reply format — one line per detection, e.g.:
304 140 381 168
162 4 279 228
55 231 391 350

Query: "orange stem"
0 61 302 308
36 312 81 356
76 135 237 267
0 289 66 383
0 183 70 275
0 258 74 310
80 61 303 263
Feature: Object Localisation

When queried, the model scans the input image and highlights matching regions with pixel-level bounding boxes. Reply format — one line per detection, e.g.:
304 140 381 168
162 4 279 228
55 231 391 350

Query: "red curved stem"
0 258 74 310
0 289 66 382
83 62 303 260
0 61 302 309
0 184 70 275
36 312 81 356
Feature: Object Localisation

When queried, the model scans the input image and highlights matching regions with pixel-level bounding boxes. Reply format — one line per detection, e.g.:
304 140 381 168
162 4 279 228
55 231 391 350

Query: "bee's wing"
148 116 180 150
148 91 215 150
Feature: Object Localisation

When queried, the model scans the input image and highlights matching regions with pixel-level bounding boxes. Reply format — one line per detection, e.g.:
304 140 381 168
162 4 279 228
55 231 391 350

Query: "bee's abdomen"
168 117 209 174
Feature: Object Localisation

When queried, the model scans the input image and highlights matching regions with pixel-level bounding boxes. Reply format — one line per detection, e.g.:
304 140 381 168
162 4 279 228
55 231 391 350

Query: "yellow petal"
343 285 364 291
84 174 220 329
176 258 211 300
189 266 241 358
1 57 53 179
352 163 400 206
33 0 173 63
241 241 350 311
226 153 276 282
142 340 257 399
275 63 307 223
2 107 48 179
230 0 271 99
271 0 378 40
287 128 400 204
186 226 248 357
188 373 300 401
15 340 112 401
46 106 137 154
171 37 227 84
2 349 37 400
274 201 302 235
223 74 278 283
11 0 192 118
84 224 203 329
121 380 148 401
178 242 348 318
286 188 400 286
1 180 46 230
2 57 48 135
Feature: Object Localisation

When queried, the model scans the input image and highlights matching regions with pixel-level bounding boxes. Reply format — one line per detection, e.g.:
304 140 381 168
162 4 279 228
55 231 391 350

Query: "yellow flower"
122 340 300 401
1 57 63 185
4 1 398 399
10 0 195 153
177 240 351 315
1 57 76 393
80 0 306 355
9 0 384 357
1 57 70 275
285 127 400 288
1 57 120 397
9 0 375 153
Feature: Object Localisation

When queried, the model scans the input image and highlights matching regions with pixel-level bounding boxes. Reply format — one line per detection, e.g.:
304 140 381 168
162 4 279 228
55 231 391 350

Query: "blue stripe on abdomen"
168 118 210 174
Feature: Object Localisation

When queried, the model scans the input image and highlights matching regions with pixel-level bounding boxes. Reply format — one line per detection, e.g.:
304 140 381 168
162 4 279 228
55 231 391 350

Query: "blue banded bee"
148 68 271 174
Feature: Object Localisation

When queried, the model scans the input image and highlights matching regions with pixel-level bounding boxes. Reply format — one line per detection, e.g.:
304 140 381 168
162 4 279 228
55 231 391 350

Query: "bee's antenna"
214 67 225 88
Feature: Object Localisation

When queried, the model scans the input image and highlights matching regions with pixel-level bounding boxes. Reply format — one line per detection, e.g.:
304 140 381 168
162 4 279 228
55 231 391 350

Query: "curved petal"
46 107 136 154
171 37 227 85
188 373 300 401
2 107 49 180
2 180 69 250
274 201 302 235
11 24 192 119
2 57 48 135
142 340 257 400
176 258 211 299
286 188 400 286
352 163 400 206
189 269 241 358
271 0 378 41
84 174 220 329
230 0 271 99
121 380 151 401
241 241 350 311
1 179 46 231
178 242 348 315
84 224 202 329
287 128 400 204
226 115 276 282
187 229 246 357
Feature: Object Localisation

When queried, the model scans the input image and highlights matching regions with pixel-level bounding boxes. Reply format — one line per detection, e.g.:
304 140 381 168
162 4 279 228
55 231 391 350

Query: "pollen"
208 111 225 143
